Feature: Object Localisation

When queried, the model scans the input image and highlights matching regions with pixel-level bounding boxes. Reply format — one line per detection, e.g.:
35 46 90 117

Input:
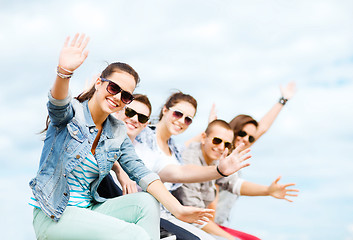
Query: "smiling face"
115 100 150 140
161 101 196 136
94 71 136 116
234 123 257 148
201 124 234 165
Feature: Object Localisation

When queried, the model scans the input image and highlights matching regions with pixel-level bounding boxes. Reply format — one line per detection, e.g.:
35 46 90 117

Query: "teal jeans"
33 192 160 240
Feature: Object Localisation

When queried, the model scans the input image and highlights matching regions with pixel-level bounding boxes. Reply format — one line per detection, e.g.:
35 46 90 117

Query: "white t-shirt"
133 140 182 191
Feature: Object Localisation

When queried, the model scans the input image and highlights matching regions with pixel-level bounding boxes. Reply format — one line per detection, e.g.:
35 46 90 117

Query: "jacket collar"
83 100 126 140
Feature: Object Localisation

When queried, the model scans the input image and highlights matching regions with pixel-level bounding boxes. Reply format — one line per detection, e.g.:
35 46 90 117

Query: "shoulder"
182 142 202 164
135 126 156 147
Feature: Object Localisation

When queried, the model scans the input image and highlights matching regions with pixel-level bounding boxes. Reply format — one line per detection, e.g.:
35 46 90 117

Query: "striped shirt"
29 152 99 209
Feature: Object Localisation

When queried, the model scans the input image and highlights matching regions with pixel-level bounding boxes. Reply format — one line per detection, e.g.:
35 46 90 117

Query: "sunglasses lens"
107 82 121 95
249 136 255 143
138 114 149 124
172 110 183 119
184 117 193 125
224 142 233 149
238 131 247 137
212 137 222 145
121 91 134 104
125 107 136 118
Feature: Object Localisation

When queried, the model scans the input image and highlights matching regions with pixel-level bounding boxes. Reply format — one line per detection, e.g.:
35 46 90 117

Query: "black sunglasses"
100 77 134 104
212 137 233 150
169 108 193 126
238 130 255 143
125 107 149 124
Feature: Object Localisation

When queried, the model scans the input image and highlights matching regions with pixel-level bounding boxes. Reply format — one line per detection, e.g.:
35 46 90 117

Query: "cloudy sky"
0 0 352 239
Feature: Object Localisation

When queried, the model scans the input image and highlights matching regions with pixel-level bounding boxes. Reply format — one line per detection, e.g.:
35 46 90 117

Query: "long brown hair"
41 62 139 133
229 114 258 137
158 91 197 121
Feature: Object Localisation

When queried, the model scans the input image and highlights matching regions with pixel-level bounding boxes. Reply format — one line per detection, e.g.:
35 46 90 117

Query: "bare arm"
202 220 235 240
112 162 138 195
146 180 214 225
159 144 251 183
240 176 299 201
255 82 296 140
51 33 89 100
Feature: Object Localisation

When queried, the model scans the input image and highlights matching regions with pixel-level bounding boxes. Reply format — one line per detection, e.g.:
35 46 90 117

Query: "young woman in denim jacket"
29 33 214 240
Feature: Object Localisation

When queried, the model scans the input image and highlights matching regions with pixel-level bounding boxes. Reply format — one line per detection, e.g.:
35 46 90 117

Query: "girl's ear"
95 77 102 90
162 106 168 116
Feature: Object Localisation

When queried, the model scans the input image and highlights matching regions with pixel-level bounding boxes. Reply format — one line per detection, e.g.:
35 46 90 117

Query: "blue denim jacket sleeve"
119 136 160 191
47 90 74 127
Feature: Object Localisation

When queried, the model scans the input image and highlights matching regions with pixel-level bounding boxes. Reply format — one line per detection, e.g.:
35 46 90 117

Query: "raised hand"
173 205 215 225
59 33 90 72
268 176 299 202
208 103 218 123
280 81 296 100
217 143 251 177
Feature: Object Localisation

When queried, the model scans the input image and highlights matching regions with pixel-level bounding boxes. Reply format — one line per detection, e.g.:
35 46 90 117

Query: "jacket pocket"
65 120 86 154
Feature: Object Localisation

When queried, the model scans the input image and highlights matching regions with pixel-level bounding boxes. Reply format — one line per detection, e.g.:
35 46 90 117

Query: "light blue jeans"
33 192 160 240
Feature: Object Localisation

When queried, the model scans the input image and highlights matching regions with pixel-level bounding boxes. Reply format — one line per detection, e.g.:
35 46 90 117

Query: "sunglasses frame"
100 77 134 104
168 107 193 126
212 137 233 149
125 107 149 124
237 130 255 143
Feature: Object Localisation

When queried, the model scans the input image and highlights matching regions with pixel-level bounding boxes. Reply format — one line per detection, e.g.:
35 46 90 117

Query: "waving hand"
59 33 90 72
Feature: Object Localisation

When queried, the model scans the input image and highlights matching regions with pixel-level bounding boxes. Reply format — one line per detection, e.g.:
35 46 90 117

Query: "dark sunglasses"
238 130 255 143
212 137 233 150
125 107 149 124
100 77 134 104
169 108 193 126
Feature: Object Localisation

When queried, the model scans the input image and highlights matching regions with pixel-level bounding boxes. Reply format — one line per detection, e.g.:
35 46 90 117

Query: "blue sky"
0 1 352 239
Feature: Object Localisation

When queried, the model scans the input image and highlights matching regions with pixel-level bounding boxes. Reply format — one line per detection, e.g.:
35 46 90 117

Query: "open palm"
59 33 90 72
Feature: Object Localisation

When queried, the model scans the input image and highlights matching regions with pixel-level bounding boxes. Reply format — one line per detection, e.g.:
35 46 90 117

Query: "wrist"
56 66 73 79
216 165 228 177
279 96 288 105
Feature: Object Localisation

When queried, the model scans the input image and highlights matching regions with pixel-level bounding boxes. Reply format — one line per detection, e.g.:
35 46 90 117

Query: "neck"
128 133 137 142
201 147 214 166
156 121 172 145
88 97 109 128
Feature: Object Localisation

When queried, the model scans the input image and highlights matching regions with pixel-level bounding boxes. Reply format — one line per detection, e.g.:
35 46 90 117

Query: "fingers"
239 153 251 162
274 176 281 184
284 183 296 188
220 148 229 160
70 33 79 47
284 197 293 202
194 219 208 225
80 36 90 51
286 188 299 192
63 36 70 47
76 34 86 48
202 211 215 219
234 143 245 152
239 162 250 170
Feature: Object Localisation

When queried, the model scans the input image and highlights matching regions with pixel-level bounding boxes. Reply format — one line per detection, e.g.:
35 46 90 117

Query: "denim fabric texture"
29 91 159 222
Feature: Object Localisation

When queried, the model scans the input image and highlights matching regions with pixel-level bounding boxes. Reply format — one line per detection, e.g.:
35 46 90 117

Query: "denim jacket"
29 91 159 222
